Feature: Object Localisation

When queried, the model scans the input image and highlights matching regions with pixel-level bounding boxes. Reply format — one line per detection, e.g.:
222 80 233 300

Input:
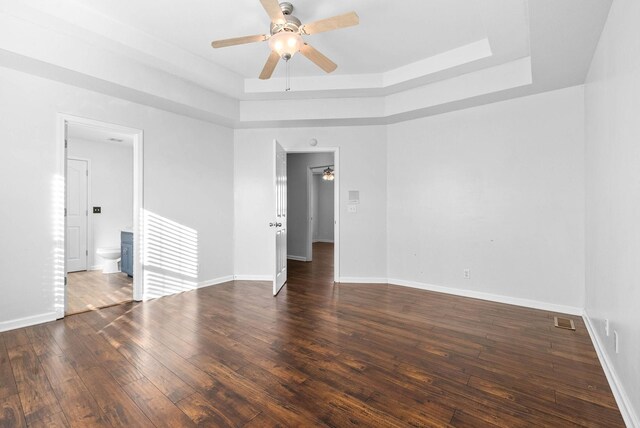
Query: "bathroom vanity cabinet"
121 231 133 277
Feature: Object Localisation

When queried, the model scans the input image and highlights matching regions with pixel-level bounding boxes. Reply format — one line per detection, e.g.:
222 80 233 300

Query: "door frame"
285 147 340 283
66 157 91 272
56 113 144 319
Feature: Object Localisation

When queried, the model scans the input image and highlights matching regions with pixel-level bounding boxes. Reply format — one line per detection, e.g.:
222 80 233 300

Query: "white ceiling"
41 0 533 80
68 123 134 146
0 0 613 126
78 0 493 77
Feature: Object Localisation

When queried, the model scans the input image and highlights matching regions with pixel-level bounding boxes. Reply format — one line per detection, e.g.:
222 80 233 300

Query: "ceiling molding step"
0 49 237 128
0 11 239 127
243 38 494 97
0 2 244 98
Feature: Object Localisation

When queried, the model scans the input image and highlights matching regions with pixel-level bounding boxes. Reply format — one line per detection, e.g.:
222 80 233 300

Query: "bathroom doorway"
60 116 143 316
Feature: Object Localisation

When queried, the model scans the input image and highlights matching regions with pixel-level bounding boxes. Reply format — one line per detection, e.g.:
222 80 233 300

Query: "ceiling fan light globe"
268 31 302 59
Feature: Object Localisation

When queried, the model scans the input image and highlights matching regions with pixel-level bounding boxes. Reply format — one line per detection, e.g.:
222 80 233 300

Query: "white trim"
313 239 334 243
387 278 583 315
583 312 639 428
287 255 308 262
0 312 57 333
58 114 144 319
338 277 582 315
234 275 273 281
197 276 234 289
88 265 103 271
285 146 340 283
339 277 389 284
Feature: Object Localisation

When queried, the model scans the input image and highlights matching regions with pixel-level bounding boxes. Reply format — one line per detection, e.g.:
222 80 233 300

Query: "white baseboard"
339 277 389 284
287 255 308 262
233 275 273 281
387 278 583 315
340 277 581 315
0 311 58 333
89 264 103 271
313 239 334 243
583 312 639 428
197 275 234 289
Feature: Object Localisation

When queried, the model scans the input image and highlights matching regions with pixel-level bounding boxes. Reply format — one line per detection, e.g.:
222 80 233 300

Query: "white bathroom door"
273 141 287 296
66 159 88 272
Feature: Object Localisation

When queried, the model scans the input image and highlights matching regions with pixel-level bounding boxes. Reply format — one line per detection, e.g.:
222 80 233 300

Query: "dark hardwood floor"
66 270 133 315
0 243 624 426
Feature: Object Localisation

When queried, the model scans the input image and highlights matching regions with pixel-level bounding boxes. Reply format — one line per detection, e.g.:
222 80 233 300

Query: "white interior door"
66 159 88 272
273 141 287 295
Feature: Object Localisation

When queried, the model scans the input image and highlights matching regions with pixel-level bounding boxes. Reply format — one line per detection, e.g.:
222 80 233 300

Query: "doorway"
284 150 338 286
57 115 143 317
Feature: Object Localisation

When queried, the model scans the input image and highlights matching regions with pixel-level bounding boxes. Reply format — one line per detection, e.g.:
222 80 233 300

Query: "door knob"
276 222 282 227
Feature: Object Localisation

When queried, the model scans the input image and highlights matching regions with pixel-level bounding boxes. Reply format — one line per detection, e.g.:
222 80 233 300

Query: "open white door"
66 159 88 272
273 140 287 295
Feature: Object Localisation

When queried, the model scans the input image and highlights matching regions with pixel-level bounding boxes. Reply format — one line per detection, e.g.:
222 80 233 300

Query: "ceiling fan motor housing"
279 2 294 15
270 15 302 35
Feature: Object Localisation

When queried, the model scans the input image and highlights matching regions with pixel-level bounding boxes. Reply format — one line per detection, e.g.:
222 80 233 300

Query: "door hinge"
86 250 88 256
64 277 67 286
64 208 67 217
64 139 68 149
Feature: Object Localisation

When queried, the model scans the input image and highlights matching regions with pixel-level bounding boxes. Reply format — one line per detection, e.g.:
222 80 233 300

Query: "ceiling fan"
211 0 359 80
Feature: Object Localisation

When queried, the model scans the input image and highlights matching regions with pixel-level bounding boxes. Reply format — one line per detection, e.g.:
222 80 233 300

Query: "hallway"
287 242 334 286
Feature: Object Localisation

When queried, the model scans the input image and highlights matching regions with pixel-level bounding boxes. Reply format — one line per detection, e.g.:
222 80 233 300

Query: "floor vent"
554 316 576 331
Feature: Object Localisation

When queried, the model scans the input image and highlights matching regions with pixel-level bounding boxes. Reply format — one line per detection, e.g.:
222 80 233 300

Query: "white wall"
584 0 640 423
387 86 586 312
286 153 333 259
312 174 320 240
315 174 335 243
234 126 387 281
68 138 133 269
0 66 234 331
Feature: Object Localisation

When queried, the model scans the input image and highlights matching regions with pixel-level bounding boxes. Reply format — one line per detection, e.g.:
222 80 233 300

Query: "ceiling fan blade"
301 12 359 35
260 0 286 24
299 43 337 73
211 34 267 48
259 51 281 80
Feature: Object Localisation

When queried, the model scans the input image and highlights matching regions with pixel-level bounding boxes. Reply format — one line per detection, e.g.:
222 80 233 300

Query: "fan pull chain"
285 59 291 91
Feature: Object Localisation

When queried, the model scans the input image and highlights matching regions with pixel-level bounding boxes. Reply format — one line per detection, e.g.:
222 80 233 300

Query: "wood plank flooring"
1 243 624 426
66 271 132 315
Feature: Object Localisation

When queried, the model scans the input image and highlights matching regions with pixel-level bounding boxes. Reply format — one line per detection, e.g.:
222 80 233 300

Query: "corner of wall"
583 311 640 427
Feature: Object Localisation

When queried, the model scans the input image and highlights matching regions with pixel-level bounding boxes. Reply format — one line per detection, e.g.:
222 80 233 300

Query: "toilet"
96 247 121 274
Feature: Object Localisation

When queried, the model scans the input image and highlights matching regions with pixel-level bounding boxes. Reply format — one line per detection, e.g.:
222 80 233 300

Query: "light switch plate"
348 205 357 213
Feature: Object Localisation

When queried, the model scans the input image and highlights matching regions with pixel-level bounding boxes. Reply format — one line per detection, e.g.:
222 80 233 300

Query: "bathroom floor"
66 270 132 315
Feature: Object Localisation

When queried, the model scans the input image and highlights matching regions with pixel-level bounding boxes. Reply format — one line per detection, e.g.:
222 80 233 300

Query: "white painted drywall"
312 174 320 241
286 153 333 259
315 175 335 243
234 126 387 280
585 0 640 422
0 66 234 330
68 138 133 270
387 86 586 310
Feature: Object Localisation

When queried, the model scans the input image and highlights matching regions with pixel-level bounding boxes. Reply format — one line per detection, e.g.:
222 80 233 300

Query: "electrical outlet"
605 319 610 336
463 269 470 279
614 331 619 354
